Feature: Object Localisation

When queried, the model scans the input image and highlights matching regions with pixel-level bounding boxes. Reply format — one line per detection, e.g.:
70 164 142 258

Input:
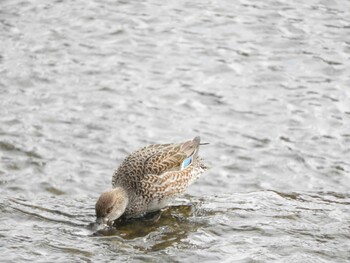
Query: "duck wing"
143 136 201 175
112 137 201 187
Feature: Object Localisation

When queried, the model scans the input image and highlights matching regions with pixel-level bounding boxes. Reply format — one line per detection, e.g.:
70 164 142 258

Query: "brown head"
95 187 129 228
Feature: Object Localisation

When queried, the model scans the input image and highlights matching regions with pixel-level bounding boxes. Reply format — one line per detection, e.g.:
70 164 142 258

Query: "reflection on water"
1 0 350 261
3 191 350 261
93 205 197 251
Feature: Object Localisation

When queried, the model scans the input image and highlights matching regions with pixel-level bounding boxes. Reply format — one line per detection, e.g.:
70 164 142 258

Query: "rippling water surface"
1 0 350 262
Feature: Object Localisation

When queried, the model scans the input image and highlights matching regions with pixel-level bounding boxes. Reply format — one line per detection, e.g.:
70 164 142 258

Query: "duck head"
95 187 129 229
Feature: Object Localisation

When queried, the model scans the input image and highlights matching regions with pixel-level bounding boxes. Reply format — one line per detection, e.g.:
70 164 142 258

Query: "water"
1 0 350 262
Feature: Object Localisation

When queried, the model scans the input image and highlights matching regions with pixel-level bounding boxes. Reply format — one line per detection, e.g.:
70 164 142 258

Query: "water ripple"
1 0 350 261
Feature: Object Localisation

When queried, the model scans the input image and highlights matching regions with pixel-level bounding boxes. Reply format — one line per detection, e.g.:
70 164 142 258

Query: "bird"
95 136 207 228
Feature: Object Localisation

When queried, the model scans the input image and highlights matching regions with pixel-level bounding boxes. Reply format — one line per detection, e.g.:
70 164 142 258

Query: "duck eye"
106 207 112 214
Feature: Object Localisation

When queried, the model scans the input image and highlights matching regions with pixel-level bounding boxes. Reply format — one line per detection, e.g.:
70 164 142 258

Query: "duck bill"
94 217 109 231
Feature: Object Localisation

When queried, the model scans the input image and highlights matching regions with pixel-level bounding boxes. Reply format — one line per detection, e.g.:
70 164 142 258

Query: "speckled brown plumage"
111 136 207 218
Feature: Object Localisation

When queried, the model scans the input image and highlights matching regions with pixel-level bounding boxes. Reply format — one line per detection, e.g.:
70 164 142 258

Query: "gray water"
1 0 350 262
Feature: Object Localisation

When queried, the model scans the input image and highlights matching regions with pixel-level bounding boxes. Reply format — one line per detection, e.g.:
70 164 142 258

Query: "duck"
95 136 207 228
